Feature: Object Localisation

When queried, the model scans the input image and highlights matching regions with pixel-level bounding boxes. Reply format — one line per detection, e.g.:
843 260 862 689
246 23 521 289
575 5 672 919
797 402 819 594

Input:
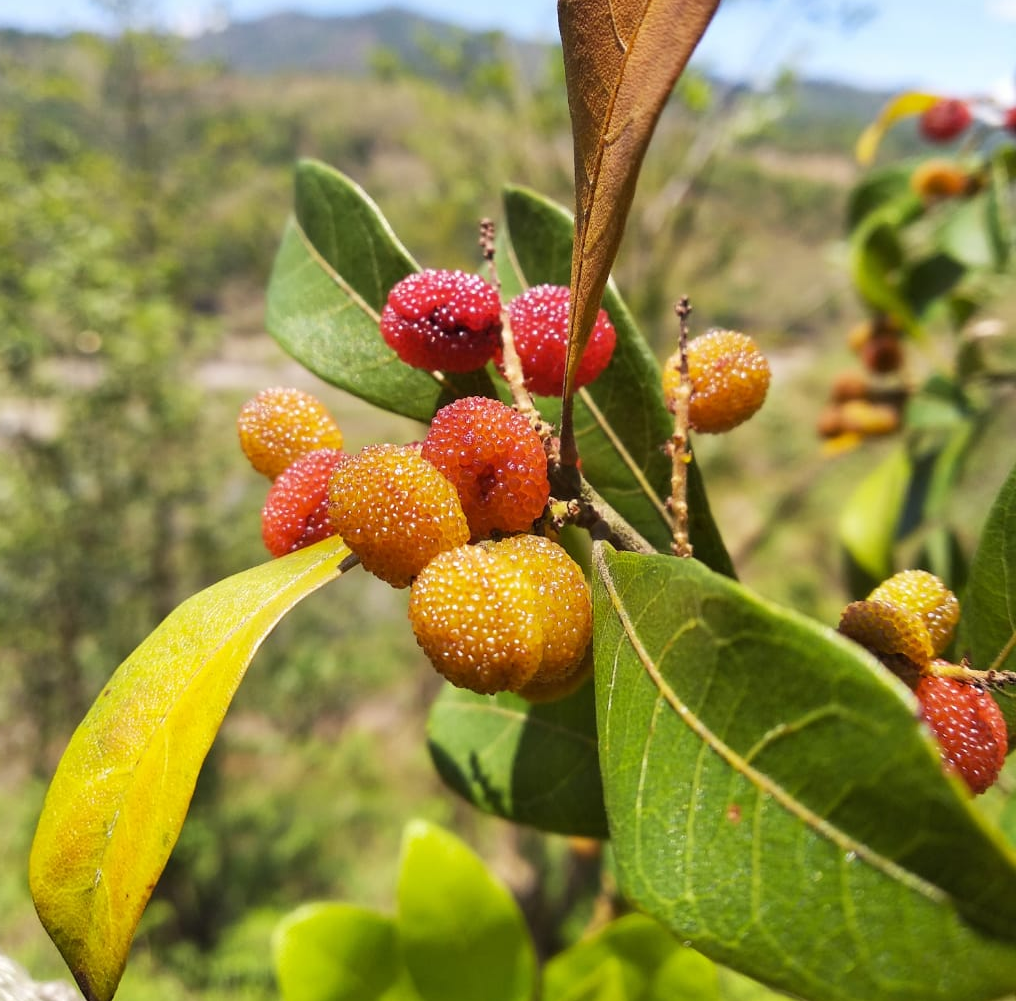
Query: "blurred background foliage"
2 12 1014 999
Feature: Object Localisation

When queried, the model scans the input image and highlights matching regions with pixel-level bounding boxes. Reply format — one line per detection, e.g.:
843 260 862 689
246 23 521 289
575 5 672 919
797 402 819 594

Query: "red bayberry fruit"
238 387 344 480
380 269 502 373
916 674 1007 794
500 284 616 397
327 443 470 588
421 396 550 540
919 99 972 143
261 448 347 557
1005 107 1016 135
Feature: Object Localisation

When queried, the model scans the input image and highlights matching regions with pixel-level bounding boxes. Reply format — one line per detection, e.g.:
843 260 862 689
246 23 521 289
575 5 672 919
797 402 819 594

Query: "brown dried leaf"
558 0 720 424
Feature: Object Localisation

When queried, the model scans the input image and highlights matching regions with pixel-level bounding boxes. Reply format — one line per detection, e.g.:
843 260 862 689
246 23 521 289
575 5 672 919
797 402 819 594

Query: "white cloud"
986 0 1016 21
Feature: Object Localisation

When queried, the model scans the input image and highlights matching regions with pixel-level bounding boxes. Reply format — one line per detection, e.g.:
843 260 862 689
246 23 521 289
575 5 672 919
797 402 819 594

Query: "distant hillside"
183 6 549 78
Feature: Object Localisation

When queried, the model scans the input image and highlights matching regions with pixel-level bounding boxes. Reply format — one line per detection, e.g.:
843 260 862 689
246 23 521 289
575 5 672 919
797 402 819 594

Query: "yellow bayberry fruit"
492 534 592 688
238 387 344 479
328 443 469 588
910 160 970 203
838 598 934 670
663 330 771 434
838 399 901 436
409 543 543 694
868 569 959 657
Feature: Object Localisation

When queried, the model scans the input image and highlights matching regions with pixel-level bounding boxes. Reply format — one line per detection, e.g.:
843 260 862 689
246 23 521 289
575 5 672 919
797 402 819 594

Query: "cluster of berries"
817 314 907 449
380 268 616 397
661 328 771 433
238 386 591 700
838 569 1009 794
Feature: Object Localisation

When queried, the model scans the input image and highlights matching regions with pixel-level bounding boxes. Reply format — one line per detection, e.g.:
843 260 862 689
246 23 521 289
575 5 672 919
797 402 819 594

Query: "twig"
667 296 694 558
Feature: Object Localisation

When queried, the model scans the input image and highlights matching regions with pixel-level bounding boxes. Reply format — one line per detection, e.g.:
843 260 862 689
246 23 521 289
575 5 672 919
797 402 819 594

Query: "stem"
987 631 1016 676
668 296 694 558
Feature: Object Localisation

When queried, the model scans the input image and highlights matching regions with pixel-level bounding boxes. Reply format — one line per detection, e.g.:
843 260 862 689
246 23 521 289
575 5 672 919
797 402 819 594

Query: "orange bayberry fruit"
380 269 502 373
837 399 901 437
500 284 616 397
494 534 592 688
421 396 550 540
919 99 972 144
916 674 1007 794
663 330 770 434
838 599 934 670
408 543 543 694
910 160 970 203
238 387 344 480
868 570 959 657
261 448 347 557
328 443 469 587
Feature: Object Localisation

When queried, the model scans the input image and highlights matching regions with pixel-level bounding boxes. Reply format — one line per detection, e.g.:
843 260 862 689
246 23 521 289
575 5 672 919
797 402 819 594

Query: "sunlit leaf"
594 544 1016 1001
855 92 941 166
397 820 537 1001
558 0 720 401
498 184 732 573
29 537 353 1001
427 681 606 838
266 160 496 423
274 902 420 1001
963 458 1016 746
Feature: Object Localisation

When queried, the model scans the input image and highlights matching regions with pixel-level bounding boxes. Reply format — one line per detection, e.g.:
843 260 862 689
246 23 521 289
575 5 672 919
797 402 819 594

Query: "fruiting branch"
666 296 694 558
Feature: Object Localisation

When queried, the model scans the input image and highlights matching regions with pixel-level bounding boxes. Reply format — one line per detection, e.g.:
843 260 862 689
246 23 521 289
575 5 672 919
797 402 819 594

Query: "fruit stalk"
667 296 694 558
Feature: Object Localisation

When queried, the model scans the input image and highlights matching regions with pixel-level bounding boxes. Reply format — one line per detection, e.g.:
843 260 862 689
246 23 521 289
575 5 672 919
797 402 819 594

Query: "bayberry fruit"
494 534 592 687
327 443 469 588
262 448 347 557
408 543 543 694
500 284 616 396
238 387 344 480
838 399 901 437
868 570 959 657
422 396 549 540
838 598 933 671
1005 107 1016 136
664 329 771 434
919 99 972 143
861 332 903 375
380 269 502 373
916 674 1007 794
910 160 970 202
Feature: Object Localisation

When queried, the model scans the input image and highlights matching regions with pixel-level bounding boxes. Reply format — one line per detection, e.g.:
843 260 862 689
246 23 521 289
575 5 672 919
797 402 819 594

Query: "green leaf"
557 0 720 399
29 537 353 1001
845 164 920 233
939 192 1003 271
849 217 916 330
593 545 1016 1001
903 252 966 319
274 903 419 1001
963 459 1016 745
499 184 732 574
397 820 537 1001
838 445 912 586
427 681 607 838
543 913 718 1001
265 159 496 423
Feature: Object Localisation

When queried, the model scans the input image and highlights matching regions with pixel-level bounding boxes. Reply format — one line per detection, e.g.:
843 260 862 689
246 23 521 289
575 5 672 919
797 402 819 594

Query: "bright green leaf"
266 160 496 422
963 458 1016 745
845 164 920 233
397 820 537 1001
543 913 717 1001
593 545 1016 1001
427 681 607 838
940 193 1000 271
498 184 732 574
29 537 353 1001
274 902 419 1001
849 216 916 330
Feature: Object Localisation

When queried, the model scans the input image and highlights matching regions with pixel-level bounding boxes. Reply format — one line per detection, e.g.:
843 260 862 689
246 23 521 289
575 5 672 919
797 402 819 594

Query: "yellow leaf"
29 536 352 1001
856 91 941 166
558 0 720 434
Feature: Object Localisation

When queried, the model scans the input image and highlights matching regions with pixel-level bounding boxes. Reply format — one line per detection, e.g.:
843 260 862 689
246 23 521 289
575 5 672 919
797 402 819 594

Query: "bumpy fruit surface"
500 284 616 396
838 599 933 669
916 674 1007 794
422 396 549 540
238 387 344 479
262 448 347 557
408 543 543 694
380 269 502 373
918 99 972 143
664 329 770 434
328 443 469 587
868 569 959 657
494 534 592 687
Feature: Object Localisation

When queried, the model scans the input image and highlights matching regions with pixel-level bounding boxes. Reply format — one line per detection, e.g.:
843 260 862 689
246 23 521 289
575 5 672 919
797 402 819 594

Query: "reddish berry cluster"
838 569 1009 794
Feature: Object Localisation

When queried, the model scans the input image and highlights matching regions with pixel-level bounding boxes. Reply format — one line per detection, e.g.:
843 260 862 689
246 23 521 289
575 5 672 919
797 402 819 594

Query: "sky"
1 0 1014 100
